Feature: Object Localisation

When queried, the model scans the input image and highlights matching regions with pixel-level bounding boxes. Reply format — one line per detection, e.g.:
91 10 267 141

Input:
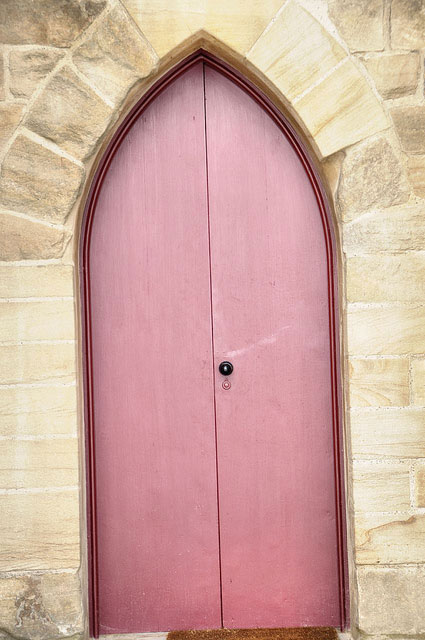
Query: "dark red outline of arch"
80 51 349 637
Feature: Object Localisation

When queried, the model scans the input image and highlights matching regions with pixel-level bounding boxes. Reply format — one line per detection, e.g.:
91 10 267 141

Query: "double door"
88 61 342 635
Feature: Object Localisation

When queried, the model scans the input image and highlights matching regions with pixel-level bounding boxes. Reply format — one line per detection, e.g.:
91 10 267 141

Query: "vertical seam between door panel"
202 62 224 629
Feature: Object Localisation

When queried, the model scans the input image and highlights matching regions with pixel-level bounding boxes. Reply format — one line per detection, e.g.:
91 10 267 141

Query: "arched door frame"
79 50 349 637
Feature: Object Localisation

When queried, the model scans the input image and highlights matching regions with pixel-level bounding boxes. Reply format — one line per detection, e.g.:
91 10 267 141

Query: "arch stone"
0 0 391 259
0 1 422 640
0 0 390 259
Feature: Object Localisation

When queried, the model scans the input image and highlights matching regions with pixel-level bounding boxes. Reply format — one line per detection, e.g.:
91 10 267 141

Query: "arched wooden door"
83 58 346 636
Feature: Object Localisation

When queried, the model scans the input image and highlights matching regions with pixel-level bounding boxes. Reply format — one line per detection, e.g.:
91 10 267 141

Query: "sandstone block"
0 572 83 640
0 438 78 489
0 343 75 385
391 0 425 50
247 1 346 102
364 53 419 99
347 254 425 303
347 305 425 355
337 136 408 221
352 460 410 511
73 5 158 104
328 0 384 52
411 358 425 405
320 152 344 199
0 0 106 46
0 213 70 261
116 0 199 58
355 512 425 564
350 408 425 457
9 48 65 99
348 357 409 407
0 300 75 342
407 155 425 198
343 205 425 254
0 491 80 570
392 106 425 154
357 565 425 635
0 104 24 154
415 464 425 507
26 66 113 161
123 0 284 58
295 59 388 158
0 385 77 437
0 135 84 224
0 51 4 100
0 264 73 298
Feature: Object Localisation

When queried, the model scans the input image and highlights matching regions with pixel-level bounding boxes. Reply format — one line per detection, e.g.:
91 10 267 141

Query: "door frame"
80 51 349 637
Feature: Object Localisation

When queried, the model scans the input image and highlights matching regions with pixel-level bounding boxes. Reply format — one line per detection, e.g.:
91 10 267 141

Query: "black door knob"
219 361 233 376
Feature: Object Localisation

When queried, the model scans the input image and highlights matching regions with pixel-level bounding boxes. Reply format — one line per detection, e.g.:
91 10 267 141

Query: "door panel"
204 66 341 628
88 61 343 635
90 63 222 634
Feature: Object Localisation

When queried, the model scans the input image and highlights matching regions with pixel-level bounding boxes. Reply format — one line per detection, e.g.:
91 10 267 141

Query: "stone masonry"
0 0 425 639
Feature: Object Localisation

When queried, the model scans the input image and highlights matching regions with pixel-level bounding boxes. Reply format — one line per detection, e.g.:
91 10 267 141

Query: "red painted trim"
80 51 349 636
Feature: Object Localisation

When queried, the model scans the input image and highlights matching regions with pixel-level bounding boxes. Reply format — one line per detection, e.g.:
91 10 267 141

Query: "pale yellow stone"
0 0 106 46
407 155 425 198
0 104 24 154
344 205 425 254
415 464 425 507
6 298 71 339
355 513 425 565
320 152 344 198
9 48 64 99
123 0 284 58
392 106 425 154
337 136 409 221
26 66 113 161
0 51 4 100
348 305 425 356
0 343 75 384
328 0 384 52
358 565 425 635
0 491 80 570
411 359 425 405
73 5 158 103
350 408 425 457
364 53 419 99
247 1 346 102
0 265 73 298
347 255 425 303
348 358 409 407
352 461 410 511
0 572 83 640
0 300 75 342
0 135 84 224
0 385 77 437
295 59 389 158
0 213 70 261
391 0 425 50
0 438 78 489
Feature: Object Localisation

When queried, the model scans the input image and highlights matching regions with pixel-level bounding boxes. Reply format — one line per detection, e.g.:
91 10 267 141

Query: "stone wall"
0 0 425 638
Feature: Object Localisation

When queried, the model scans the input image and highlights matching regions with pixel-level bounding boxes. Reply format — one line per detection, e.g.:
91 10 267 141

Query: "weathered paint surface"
205 66 340 628
89 62 341 633
90 63 222 633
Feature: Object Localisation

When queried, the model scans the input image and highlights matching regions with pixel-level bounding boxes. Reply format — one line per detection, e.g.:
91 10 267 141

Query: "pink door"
85 60 344 635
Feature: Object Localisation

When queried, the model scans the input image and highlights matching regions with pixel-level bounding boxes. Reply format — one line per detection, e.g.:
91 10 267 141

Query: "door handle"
219 361 233 376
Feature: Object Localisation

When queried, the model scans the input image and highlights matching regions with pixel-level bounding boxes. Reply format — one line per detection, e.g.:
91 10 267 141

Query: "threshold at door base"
98 629 351 640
